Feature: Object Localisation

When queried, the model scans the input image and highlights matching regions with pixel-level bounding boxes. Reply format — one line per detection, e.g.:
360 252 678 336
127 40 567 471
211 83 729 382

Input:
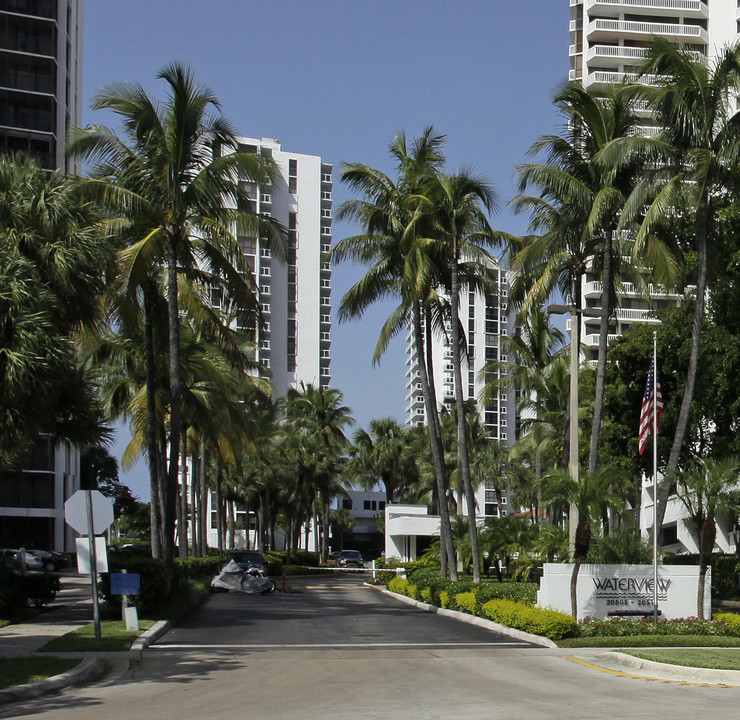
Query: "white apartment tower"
405 264 515 519
0 0 83 172
569 0 737 358
231 136 333 397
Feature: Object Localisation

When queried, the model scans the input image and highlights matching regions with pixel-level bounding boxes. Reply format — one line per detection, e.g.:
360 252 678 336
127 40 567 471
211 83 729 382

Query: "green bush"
388 577 409 596
439 590 450 609
21 574 60 607
0 567 23 617
474 581 538 606
455 591 478 615
420 588 432 603
578 616 736 637
481 599 577 640
713 613 740 635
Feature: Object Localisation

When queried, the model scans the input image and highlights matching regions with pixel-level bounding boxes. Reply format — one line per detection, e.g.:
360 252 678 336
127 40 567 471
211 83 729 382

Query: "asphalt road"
3 574 740 719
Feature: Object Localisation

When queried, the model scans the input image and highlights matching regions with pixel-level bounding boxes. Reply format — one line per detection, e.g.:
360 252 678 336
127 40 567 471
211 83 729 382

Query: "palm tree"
70 62 284 562
331 127 458 579
346 418 416 503
674 456 740 619
543 465 627 619
426 170 499 583
620 40 740 530
286 383 353 560
0 154 114 468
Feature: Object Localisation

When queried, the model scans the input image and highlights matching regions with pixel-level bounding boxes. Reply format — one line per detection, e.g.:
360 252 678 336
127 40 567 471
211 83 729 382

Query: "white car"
0 548 43 571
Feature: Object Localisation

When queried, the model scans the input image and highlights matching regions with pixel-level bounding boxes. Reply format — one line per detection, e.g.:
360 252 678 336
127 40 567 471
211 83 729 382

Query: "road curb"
0 656 104 705
130 620 171 652
598 651 740 686
365 582 557 648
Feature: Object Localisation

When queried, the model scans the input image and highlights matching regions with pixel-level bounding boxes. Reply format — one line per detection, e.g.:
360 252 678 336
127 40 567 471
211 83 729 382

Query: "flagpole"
652 331 659 626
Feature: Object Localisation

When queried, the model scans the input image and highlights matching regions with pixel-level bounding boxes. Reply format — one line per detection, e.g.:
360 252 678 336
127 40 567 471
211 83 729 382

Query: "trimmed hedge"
578 616 737 637
714 613 740 635
481 599 577 640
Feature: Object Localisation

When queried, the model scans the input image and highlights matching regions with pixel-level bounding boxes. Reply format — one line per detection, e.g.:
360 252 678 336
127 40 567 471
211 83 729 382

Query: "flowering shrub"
578 616 737 637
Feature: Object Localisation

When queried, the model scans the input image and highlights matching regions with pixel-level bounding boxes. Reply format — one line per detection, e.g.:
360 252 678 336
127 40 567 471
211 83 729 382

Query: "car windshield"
231 552 263 564
343 551 361 558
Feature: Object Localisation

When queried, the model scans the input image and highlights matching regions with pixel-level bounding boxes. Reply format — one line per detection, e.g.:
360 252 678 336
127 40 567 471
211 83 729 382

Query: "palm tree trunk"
658 198 709 534
164 237 182 564
450 261 480 583
143 286 163 559
179 430 188 558
190 444 200 556
199 442 208 553
413 300 457 579
697 518 715 620
588 229 613 475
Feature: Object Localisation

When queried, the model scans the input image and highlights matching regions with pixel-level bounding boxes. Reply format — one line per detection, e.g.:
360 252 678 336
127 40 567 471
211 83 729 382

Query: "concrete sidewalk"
0 573 168 705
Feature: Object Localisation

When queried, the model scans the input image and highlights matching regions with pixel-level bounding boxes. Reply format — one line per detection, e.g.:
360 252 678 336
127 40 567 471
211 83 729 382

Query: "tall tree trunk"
190 443 200 556
215 467 224 551
321 497 330 562
413 301 457 580
657 198 709 535
199 442 208 554
450 259 480 583
143 285 163 559
697 518 715 620
164 237 182 565
588 229 613 476
179 430 188 558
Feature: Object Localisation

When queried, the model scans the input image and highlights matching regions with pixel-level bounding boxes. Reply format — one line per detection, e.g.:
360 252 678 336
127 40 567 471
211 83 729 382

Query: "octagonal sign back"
64 490 114 535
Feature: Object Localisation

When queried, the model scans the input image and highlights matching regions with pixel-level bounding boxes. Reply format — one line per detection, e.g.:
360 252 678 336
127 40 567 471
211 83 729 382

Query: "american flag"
638 359 663 455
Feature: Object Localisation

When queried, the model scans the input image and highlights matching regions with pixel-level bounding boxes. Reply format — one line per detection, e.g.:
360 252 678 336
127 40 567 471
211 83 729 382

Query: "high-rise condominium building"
227 136 333 397
0 0 83 171
405 264 515 519
0 0 83 552
204 137 332 550
568 0 736 359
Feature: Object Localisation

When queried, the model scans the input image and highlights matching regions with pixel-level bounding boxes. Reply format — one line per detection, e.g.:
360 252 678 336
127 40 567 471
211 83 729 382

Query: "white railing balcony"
569 69 580 81
587 44 704 66
615 307 661 322
588 19 708 44
586 0 707 16
570 19 578 33
569 44 580 57
584 70 664 88
570 0 583 5
583 332 621 347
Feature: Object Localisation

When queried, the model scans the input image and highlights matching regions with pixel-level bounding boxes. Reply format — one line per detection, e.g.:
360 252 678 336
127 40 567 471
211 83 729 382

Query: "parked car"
26 550 71 572
328 550 364 568
0 548 43 571
227 550 267 574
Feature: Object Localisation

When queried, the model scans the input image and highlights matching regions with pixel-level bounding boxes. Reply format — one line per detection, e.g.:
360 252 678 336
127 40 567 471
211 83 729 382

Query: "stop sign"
64 490 114 535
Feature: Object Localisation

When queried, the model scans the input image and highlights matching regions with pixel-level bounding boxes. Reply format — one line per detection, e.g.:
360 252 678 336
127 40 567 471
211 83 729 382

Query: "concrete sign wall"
537 563 709 620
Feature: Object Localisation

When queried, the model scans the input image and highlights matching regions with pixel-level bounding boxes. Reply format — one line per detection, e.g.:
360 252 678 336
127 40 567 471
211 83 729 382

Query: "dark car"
227 550 267 574
328 550 364 568
27 550 71 572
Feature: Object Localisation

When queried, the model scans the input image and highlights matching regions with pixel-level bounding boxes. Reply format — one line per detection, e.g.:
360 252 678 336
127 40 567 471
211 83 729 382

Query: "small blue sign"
110 573 141 595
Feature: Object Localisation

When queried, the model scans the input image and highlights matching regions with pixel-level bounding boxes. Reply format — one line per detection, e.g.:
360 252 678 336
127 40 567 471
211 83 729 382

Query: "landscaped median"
377 563 740 658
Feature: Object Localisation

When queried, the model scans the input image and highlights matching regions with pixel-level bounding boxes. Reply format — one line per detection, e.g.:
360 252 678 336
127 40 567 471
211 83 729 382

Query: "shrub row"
384 570 574 640
578 615 739 637
482 600 577 641
99 555 221 618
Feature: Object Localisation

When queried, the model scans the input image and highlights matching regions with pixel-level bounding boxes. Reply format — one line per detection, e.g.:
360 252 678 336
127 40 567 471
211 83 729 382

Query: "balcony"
585 0 708 17
584 70 664 89
586 44 704 67
587 19 708 44
583 332 621 347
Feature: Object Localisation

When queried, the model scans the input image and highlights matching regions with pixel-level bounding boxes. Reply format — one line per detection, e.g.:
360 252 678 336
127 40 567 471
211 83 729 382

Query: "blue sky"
83 1 571 499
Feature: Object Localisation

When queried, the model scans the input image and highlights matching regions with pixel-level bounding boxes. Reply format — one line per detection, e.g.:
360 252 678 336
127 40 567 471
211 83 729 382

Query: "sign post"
64 490 114 642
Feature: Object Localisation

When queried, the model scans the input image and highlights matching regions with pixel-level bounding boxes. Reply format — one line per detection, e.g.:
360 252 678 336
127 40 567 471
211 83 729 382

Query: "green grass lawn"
38 620 155 653
558 635 740 648
622 648 740 670
0 657 78 690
